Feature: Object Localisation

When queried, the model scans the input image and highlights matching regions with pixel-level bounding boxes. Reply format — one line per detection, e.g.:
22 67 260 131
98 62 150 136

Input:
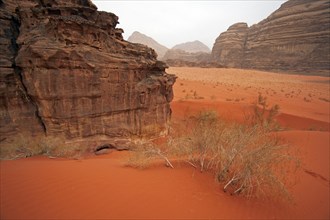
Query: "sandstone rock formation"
212 23 248 68
128 31 168 60
212 0 330 76
172 40 210 53
0 0 176 142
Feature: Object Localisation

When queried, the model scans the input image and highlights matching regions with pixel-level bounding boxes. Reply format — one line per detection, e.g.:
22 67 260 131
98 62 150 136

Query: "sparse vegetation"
126 141 173 169
167 110 298 200
246 94 281 131
319 97 330 102
0 134 87 160
303 97 311 102
127 96 299 200
184 90 204 100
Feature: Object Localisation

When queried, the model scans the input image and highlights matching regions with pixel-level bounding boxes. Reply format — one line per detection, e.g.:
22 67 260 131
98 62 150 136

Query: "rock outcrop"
128 31 168 60
172 40 210 53
212 0 330 76
212 23 248 68
0 0 176 141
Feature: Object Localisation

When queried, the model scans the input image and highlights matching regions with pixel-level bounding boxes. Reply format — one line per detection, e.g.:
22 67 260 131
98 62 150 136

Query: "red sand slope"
1 67 329 219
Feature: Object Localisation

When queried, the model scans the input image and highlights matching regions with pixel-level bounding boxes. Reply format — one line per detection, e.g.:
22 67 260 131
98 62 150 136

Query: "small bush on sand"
127 106 298 200
246 94 281 131
122 95 298 200
125 141 173 169
168 110 299 200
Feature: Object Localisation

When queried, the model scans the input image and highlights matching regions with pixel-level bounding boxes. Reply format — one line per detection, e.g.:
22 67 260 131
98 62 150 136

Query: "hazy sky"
92 0 286 49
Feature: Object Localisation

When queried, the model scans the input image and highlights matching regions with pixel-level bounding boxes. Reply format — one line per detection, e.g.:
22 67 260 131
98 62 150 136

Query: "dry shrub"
246 94 281 131
0 134 87 160
119 95 298 200
125 141 173 169
168 110 299 200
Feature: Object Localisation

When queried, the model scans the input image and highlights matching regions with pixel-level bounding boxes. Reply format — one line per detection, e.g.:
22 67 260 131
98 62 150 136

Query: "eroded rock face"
0 0 176 140
211 22 248 68
212 0 330 76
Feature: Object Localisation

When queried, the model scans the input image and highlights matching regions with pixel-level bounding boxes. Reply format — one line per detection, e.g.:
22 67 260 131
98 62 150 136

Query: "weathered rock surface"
128 31 168 60
0 0 176 141
0 0 44 137
172 40 210 53
212 23 248 68
212 0 330 76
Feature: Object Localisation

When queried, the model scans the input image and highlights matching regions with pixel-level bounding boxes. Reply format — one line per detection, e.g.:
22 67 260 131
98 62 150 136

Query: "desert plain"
1 67 329 219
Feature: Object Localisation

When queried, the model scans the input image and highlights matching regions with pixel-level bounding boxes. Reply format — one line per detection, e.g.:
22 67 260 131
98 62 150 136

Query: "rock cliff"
212 23 248 68
128 31 168 60
212 0 330 76
0 0 176 142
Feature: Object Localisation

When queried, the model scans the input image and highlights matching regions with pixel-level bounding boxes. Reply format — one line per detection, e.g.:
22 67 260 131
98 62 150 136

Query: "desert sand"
1 67 329 219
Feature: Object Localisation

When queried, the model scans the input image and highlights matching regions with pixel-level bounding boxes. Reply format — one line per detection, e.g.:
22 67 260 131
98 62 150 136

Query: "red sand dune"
1 67 329 219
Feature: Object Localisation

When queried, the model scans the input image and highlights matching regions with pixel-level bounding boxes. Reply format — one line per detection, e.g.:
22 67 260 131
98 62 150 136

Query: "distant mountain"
162 49 211 63
127 31 168 59
172 40 211 53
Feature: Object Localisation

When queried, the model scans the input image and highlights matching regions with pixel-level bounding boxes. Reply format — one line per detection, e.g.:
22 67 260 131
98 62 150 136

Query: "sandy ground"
1 67 329 219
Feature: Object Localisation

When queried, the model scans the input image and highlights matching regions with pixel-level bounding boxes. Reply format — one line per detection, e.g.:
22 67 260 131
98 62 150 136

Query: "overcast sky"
92 0 286 49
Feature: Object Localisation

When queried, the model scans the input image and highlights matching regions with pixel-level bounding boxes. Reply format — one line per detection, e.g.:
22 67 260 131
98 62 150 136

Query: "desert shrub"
121 96 298 200
246 94 281 131
125 141 173 169
167 110 299 200
0 134 87 160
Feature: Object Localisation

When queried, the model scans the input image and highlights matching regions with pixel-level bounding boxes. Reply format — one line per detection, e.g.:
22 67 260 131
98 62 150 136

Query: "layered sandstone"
212 0 330 76
0 0 176 141
211 23 248 68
